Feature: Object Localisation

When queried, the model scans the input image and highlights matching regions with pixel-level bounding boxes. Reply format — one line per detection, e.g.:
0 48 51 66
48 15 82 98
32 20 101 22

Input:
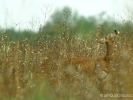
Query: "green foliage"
0 29 40 45
41 6 123 39
0 6 133 43
31 79 57 100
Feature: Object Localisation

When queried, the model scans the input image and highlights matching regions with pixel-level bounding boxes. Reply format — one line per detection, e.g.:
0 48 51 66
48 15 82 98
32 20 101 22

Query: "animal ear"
114 30 119 34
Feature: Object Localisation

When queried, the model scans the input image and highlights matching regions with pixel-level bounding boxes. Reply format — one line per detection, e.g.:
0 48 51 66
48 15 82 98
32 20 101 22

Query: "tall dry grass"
0 27 133 100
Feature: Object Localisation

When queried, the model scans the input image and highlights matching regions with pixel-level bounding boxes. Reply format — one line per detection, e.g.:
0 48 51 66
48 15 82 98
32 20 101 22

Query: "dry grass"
0 29 133 100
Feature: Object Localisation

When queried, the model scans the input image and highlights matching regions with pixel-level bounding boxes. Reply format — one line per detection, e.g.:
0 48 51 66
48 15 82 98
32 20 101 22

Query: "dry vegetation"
0 27 133 100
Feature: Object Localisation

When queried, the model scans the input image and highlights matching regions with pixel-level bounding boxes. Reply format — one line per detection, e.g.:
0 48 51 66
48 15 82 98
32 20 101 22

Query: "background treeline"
0 7 133 43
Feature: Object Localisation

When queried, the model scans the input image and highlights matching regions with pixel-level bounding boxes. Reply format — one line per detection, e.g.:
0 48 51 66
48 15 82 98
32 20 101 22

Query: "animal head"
97 30 120 44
